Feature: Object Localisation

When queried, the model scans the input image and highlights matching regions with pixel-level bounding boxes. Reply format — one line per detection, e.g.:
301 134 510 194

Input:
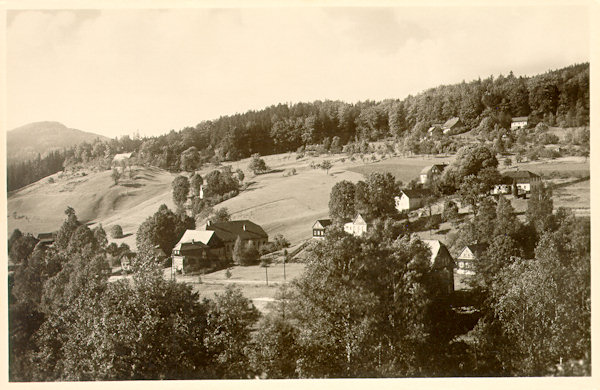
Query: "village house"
492 170 541 195
419 163 448 185
423 239 455 294
395 188 433 212
442 117 465 134
172 219 268 272
312 219 332 239
427 124 443 136
112 152 132 172
343 213 371 237
456 243 489 275
36 232 56 247
510 116 528 130
202 219 269 261
171 229 226 273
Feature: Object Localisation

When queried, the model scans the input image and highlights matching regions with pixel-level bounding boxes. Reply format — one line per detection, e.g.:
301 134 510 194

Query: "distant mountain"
7 121 109 162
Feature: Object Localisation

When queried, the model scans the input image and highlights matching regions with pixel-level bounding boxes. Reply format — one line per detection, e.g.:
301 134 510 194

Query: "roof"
352 213 372 225
443 117 461 128
173 229 217 251
112 152 132 162
461 243 489 258
205 220 268 242
503 170 540 180
401 188 433 199
423 239 453 268
511 116 528 122
420 164 447 175
313 219 332 229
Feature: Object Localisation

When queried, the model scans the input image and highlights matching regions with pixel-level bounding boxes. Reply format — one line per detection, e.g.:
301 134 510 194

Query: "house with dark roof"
395 188 433 212
419 163 448 185
511 116 528 130
456 243 489 275
36 232 56 246
312 219 332 239
343 213 372 237
423 239 455 294
492 170 541 195
203 220 269 261
442 117 465 134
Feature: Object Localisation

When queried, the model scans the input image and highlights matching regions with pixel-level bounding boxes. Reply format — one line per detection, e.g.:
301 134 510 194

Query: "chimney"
206 220 211 226
243 224 246 231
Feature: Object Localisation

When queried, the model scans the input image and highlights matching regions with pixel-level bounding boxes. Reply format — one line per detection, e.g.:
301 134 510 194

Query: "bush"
109 225 123 239
48 177 55 184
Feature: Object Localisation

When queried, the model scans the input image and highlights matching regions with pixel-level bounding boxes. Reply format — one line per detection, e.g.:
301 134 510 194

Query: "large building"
172 219 268 272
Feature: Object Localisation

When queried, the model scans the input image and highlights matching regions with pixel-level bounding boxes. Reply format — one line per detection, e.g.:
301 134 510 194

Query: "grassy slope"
7 154 589 249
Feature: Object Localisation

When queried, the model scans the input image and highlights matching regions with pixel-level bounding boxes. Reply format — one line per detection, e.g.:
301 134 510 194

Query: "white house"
343 214 371 237
395 189 432 212
112 152 132 172
419 164 448 185
492 170 541 195
456 244 488 275
312 219 332 239
510 116 528 130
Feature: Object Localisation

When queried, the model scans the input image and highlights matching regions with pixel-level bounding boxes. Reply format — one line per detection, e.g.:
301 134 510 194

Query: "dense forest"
7 63 589 190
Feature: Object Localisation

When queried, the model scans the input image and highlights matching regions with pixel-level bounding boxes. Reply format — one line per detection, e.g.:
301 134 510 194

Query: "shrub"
48 177 55 184
109 225 123 239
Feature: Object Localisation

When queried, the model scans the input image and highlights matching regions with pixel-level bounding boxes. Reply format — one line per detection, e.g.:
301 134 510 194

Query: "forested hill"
7 121 108 163
129 62 589 171
7 63 589 190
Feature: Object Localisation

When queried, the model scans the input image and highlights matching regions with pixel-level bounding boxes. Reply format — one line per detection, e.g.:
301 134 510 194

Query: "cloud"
7 6 590 137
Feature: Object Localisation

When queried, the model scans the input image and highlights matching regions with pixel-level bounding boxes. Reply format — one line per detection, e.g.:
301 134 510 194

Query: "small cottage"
456 243 489 275
312 219 332 239
343 213 371 237
419 164 448 185
203 219 269 261
442 117 464 134
510 116 528 130
395 188 433 212
492 170 541 195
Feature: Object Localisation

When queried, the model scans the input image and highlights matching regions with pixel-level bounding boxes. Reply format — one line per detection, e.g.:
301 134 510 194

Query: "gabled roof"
112 152 132 162
401 188 433 199
313 219 332 229
511 116 528 122
174 229 218 251
36 232 55 243
443 117 461 129
205 220 268 242
420 164 447 175
423 239 452 267
351 213 372 225
461 243 489 258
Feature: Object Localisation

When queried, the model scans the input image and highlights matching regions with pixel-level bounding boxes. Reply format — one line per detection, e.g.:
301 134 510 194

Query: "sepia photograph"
2 0 596 386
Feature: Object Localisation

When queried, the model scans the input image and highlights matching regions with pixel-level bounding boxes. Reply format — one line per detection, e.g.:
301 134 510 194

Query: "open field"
553 179 590 216
175 263 306 313
503 156 589 177
346 155 455 183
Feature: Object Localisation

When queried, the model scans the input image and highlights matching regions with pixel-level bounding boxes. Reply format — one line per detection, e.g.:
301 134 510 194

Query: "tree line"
7 63 589 192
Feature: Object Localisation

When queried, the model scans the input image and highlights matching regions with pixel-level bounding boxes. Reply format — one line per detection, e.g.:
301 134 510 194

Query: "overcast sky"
7 4 590 138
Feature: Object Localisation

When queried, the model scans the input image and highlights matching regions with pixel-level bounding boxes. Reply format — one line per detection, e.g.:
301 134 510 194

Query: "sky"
6 4 591 138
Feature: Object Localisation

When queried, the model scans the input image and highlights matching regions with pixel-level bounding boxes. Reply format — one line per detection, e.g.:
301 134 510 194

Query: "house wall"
511 121 527 130
313 229 326 239
344 222 368 237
